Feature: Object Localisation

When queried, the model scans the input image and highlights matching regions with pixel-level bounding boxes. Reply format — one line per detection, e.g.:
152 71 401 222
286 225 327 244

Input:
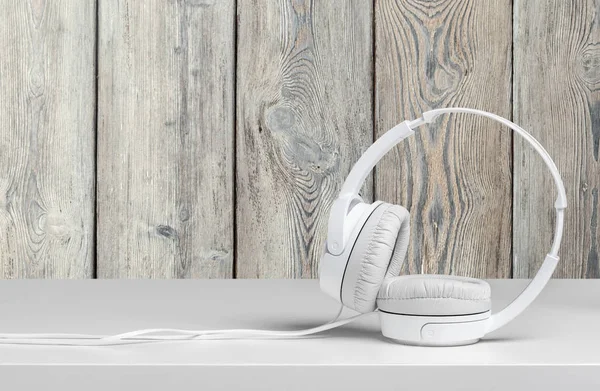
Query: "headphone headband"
326 108 566 333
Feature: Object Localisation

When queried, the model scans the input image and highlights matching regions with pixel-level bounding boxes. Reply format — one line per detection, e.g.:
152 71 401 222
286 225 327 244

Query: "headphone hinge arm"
327 121 415 255
326 193 362 255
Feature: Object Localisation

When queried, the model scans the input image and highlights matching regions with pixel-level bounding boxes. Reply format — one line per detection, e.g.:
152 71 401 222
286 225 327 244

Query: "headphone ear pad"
341 203 410 313
377 275 491 316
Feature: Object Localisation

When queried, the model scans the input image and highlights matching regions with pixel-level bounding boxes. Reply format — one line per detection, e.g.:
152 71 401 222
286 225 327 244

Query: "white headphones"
0 108 566 346
320 107 567 346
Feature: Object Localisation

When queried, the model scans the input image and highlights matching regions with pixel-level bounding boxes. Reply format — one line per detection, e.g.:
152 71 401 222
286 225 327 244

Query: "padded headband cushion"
341 203 410 313
376 275 491 316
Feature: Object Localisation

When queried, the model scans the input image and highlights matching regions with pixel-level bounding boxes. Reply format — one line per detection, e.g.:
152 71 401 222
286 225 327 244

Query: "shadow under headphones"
0 108 566 347
320 107 567 346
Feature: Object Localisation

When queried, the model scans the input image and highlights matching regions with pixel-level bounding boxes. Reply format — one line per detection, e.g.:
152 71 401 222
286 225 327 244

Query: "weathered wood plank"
236 0 373 278
97 0 235 278
0 0 96 278
514 0 600 278
375 0 513 278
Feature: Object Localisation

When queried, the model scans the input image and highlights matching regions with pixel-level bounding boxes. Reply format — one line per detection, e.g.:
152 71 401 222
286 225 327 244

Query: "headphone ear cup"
377 275 491 316
341 203 410 313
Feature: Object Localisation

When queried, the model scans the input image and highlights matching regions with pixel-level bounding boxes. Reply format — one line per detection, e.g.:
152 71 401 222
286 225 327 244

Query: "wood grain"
236 0 373 278
374 0 513 278
0 0 96 278
97 0 235 278
513 0 600 278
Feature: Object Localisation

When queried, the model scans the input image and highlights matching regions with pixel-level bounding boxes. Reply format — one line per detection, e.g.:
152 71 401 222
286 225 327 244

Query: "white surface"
0 279 599 390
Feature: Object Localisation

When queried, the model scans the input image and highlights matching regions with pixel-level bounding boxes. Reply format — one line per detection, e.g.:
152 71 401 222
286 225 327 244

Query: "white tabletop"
0 279 599 390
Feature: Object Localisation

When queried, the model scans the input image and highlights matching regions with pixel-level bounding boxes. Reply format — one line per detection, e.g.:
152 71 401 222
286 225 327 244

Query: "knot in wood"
41 212 72 238
156 224 178 239
266 106 295 133
578 44 600 87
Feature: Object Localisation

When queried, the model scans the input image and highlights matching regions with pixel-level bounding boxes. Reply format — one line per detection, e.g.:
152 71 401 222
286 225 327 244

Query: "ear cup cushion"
341 203 410 313
376 275 491 316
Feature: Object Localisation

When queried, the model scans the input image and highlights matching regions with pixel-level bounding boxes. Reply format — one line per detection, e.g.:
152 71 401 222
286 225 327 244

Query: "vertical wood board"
0 0 96 278
514 0 600 278
97 0 235 278
236 0 374 278
375 0 513 278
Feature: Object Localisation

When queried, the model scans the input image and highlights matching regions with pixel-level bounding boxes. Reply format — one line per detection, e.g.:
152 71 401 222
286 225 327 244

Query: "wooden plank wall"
0 0 598 279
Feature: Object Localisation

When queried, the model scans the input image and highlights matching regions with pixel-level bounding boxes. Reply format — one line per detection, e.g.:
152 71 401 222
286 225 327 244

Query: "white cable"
0 306 375 346
104 305 347 341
